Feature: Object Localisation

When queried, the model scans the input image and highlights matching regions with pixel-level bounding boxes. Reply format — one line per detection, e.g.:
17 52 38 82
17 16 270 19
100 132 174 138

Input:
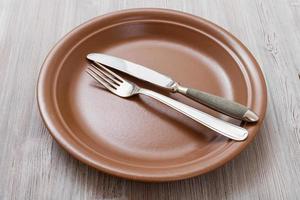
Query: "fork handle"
138 88 248 141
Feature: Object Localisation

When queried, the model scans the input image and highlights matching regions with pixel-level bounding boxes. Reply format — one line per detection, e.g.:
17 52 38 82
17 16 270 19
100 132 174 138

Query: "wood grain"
0 0 299 199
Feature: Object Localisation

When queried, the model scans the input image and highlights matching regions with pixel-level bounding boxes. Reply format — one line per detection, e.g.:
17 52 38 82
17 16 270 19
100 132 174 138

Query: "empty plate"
37 9 267 181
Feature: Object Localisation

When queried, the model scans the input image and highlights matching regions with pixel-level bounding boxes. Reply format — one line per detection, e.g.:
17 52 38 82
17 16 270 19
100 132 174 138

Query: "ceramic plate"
37 9 267 181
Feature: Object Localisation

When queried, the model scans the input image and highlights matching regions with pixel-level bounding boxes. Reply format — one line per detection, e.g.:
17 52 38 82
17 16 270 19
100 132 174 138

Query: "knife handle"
174 85 259 122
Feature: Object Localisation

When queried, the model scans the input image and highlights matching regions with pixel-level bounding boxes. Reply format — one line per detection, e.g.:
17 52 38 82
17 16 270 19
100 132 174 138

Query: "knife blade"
86 53 259 122
87 53 176 90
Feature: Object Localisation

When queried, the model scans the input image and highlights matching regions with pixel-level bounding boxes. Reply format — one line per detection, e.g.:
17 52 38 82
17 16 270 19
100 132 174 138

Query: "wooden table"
0 0 299 199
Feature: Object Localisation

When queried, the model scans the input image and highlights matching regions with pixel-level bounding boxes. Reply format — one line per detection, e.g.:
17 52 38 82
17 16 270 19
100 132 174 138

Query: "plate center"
58 37 243 165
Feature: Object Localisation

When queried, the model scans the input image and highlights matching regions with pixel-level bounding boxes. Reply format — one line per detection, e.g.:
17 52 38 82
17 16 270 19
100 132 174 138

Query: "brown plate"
37 9 267 181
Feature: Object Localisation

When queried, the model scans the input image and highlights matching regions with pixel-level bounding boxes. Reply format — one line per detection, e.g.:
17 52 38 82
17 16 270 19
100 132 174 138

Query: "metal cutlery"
87 53 259 122
86 63 248 141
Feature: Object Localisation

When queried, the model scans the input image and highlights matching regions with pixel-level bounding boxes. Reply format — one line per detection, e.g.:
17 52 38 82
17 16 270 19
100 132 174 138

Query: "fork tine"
90 63 123 84
88 66 118 88
90 63 123 85
92 62 124 82
86 68 116 92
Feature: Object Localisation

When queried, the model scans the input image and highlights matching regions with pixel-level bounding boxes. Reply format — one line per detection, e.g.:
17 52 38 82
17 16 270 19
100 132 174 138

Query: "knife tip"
86 53 97 60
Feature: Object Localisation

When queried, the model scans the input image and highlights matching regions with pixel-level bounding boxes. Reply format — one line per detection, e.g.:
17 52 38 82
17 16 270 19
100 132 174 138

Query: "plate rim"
37 8 267 182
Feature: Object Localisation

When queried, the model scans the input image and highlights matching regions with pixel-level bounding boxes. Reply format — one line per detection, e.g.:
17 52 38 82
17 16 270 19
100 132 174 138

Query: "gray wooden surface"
0 0 299 199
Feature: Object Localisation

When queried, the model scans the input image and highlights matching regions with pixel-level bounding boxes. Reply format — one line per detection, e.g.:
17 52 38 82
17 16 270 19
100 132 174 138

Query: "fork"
86 63 248 141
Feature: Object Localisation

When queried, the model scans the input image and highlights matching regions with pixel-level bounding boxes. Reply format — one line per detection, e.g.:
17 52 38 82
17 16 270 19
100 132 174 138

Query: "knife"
87 53 259 122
